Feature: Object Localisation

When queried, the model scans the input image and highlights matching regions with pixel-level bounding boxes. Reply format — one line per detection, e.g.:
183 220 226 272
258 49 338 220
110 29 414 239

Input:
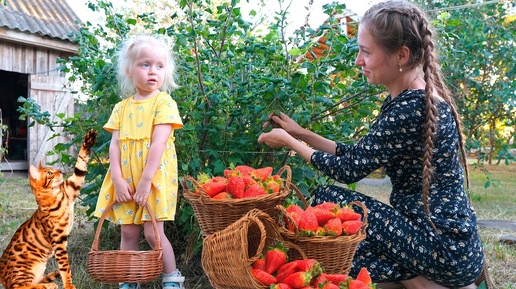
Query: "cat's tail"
39 270 60 283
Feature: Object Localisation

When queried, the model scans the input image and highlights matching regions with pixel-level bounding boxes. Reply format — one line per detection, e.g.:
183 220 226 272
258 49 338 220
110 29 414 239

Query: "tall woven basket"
201 208 306 289
277 185 368 275
87 201 163 284
181 165 292 237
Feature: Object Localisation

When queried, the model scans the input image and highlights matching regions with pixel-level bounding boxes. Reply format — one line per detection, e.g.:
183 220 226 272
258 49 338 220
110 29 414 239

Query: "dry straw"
87 201 163 284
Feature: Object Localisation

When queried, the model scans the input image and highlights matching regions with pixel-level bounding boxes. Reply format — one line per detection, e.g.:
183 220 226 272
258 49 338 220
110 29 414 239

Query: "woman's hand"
263 112 306 140
258 128 294 149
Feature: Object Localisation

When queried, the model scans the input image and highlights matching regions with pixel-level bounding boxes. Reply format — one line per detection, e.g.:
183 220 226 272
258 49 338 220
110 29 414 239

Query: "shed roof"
0 0 81 42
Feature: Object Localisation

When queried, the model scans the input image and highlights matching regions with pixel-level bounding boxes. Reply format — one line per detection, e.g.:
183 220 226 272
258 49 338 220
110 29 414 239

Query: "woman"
258 1 486 288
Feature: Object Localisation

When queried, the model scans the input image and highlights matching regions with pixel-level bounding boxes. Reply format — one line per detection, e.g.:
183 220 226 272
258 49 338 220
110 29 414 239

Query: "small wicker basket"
276 185 368 275
87 201 163 284
181 165 292 237
201 208 306 289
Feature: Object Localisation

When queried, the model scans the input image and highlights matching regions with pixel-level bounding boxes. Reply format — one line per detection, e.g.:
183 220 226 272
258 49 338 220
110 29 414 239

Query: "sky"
66 0 382 35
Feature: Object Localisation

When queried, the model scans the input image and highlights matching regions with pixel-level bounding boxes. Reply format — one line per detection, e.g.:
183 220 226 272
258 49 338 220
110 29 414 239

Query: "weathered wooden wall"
0 35 77 168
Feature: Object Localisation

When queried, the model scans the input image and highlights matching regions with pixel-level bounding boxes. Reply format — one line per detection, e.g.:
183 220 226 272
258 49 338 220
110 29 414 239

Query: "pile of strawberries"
194 165 284 199
251 242 374 289
283 202 363 237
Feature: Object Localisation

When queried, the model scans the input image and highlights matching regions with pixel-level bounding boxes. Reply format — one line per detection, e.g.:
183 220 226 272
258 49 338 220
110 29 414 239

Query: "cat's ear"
29 165 40 180
38 161 43 169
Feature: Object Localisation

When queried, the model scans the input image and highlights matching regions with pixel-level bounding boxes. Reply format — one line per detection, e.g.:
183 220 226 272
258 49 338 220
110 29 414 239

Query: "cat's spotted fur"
0 129 97 289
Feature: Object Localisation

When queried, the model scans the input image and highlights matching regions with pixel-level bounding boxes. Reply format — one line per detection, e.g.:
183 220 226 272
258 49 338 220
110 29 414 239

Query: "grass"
0 162 515 289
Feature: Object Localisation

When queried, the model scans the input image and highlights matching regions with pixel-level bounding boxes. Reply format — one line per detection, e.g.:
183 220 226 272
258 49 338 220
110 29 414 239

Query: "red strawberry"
223 169 238 178
313 207 336 226
342 220 363 235
356 267 372 286
286 211 302 233
315 226 327 236
227 175 245 198
252 257 266 271
310 274 328 288
251 268 277 286
265 179 281 193
320 283 340 289
286 204 304 214
348 280 370 289
314 202 338 211
318 273 349 285
271 283 293 289
211 176 227 183
298 207 318 236
212 192 232 200
250 166 273 182
294 259 322 276
283 271 313 288
276 261 299 283
335 206 362 222
244 183 268 198
324 218 342 236
235 165 255 176
264 242 288 274
201 180 227 197
242 175 257 187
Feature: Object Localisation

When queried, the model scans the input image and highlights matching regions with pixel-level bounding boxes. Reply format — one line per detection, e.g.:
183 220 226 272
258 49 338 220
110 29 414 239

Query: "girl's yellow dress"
94 92 183 224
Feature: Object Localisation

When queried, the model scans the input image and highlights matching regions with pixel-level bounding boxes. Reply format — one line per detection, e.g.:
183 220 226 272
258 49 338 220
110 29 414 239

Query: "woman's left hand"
258 128 294 149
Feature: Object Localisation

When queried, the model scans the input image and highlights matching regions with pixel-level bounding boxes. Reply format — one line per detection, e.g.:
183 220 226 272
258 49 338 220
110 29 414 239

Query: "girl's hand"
258 128 294 149
113 178 133 203
133 179 152 207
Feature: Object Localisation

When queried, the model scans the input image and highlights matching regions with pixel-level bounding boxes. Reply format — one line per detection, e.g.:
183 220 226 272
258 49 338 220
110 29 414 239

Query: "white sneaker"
162 270 185 289
119 283 140 289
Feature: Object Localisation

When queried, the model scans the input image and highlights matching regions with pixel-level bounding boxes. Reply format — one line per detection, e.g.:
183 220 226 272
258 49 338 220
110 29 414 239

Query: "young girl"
94 34 184 289
259 1 486 288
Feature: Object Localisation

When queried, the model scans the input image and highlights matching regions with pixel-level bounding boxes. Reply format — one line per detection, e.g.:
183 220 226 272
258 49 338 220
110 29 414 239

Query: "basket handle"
277 165 293 192
348 201 368 235
181 175 210 200
90 201 162 254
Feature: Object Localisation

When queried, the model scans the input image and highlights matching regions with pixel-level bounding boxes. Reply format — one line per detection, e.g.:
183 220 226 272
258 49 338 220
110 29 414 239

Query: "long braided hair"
361 0 469 231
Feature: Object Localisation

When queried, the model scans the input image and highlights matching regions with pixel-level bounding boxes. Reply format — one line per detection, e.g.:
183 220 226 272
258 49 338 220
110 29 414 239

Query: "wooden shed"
0 0 80 171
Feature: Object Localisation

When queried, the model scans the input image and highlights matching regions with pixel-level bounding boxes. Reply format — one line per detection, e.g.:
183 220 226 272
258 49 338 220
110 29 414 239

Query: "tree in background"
18 0 379 249
423 0 516 165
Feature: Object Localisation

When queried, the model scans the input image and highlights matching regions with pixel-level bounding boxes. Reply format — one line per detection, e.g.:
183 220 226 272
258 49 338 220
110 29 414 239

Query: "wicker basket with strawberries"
276 185 368 275
181 165 292 237
201 208 306 289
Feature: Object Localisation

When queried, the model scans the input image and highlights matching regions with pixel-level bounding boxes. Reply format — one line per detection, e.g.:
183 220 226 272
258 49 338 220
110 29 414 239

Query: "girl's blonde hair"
116 34 179 98
361 0 469 231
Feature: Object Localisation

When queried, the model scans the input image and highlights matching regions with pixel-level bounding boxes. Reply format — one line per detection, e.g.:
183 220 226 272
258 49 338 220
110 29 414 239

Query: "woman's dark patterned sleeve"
310 96 424 184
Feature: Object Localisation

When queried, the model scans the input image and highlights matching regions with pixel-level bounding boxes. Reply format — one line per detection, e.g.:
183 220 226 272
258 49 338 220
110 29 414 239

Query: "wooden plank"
35 48 49 75
477 220 516 230
0 28 78 54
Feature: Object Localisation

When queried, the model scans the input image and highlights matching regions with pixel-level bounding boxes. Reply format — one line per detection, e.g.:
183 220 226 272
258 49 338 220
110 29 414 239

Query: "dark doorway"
0 70 29 171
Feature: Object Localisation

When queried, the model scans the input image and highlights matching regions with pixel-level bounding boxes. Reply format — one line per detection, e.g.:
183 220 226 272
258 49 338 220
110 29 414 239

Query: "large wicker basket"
201 208 306 289
276 185 368 275
181 165 292 237
87 201 163 284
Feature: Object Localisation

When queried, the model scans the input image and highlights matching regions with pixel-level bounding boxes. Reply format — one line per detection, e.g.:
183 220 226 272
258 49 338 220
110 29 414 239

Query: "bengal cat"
0 129 97 289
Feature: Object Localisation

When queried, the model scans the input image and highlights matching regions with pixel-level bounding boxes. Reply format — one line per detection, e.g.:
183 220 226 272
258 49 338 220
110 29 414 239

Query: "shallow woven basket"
87 201 163 284
181 165 292 237
276 185 368 275
201 208 306 289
